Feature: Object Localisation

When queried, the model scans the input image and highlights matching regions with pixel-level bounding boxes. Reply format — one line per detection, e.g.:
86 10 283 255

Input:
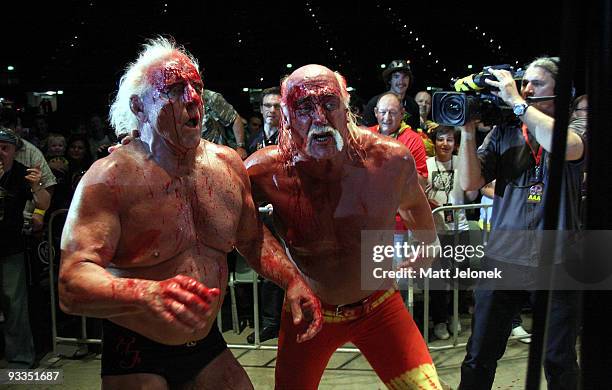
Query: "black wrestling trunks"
101 320 227 384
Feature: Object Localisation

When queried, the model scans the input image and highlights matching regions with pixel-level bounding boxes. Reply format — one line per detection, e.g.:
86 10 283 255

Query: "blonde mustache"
306 125 344 154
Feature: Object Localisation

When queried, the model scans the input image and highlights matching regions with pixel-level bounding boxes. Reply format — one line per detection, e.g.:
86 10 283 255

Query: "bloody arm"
59 159 217 334
236 156 322 342
397 153 437 244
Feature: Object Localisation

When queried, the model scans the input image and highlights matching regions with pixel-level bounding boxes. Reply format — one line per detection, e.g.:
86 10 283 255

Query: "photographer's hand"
484 68 524 107
456 120 485 191
457 120 477 138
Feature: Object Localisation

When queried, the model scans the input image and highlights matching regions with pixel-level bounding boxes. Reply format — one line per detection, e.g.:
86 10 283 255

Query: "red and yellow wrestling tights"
275 288 442 389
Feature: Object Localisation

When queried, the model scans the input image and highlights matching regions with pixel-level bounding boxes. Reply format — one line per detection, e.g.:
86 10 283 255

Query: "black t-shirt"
478 118 587 266
0 161 32 256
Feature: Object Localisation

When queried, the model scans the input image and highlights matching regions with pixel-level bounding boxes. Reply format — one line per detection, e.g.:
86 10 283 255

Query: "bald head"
281 65 349 112
415 91 432 118
375 93 404 135
277 64 354 161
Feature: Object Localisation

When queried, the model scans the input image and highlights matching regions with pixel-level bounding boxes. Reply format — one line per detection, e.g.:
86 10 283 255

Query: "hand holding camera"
483 67 524 107
433 64 525 126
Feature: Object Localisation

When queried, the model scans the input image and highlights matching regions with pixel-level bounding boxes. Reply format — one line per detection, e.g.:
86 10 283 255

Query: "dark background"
1 1 570 124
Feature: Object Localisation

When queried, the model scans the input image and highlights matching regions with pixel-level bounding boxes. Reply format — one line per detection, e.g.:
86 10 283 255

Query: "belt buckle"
335 304 346 317
335 297 370 317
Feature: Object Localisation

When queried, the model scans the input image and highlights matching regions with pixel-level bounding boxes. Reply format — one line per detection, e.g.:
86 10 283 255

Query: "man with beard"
363 59 420 131
457 57 585 389
246 64 443 389
59 37 322 389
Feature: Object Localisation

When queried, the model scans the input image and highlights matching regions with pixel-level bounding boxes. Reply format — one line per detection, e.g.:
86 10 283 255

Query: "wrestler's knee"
194 349 254 390
102 373 168 390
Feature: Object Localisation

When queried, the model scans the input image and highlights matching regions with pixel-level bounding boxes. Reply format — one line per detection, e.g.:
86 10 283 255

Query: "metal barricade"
49 204 528 356
416 203 531 350
46 205 294 353
230 204 494 354
420 203 491 350
226 205 361 353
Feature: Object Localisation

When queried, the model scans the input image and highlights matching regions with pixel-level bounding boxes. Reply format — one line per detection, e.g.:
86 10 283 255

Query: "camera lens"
439 93 466 125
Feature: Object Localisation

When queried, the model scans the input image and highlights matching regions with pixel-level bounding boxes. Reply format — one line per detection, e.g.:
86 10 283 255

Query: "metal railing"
420 203 531 350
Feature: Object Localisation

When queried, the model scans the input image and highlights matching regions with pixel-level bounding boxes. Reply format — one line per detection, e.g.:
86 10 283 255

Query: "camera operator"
456 57 585 390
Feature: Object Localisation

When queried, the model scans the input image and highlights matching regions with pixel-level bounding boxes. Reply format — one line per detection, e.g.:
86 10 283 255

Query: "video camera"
432 64 524 126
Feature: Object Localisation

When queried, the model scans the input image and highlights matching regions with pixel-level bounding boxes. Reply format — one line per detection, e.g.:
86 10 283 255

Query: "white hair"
108 36 200 136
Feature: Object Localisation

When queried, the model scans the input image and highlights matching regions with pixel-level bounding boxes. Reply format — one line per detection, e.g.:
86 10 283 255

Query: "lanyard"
433 157 454 203
521 124 543 166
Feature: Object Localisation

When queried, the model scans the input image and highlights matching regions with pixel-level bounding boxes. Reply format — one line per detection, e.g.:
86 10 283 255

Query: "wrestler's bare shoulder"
245 146 283 179
80 141 247 185
199 140 249 183
75 144 143 188
357 127 416 171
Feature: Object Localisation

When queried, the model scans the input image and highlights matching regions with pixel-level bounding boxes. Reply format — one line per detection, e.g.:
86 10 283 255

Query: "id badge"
527 183 544 203
443 203 454 223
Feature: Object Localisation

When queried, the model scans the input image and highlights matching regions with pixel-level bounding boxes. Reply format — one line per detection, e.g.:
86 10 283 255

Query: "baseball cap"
0 127 18 145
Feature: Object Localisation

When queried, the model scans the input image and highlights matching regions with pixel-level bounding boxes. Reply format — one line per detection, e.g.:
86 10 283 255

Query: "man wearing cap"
0 127 50 368
363 59 421 131
0 106 56 232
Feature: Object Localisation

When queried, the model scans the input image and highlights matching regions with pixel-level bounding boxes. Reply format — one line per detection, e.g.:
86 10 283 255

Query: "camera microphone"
526 96 556 103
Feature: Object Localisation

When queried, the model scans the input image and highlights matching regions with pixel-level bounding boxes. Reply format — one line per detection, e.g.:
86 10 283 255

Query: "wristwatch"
513 102 529 117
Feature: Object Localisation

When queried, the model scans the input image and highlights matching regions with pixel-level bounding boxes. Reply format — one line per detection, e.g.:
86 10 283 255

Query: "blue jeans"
0 252 35 367
459 261 579 389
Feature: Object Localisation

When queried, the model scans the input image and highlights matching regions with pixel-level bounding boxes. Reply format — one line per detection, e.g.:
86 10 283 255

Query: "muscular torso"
104 141 243 343
249 132 412 304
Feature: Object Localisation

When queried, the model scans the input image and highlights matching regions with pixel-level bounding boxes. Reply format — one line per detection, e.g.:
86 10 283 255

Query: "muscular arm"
457 121 486 191
59 159 215 334
234 161 302 289
239 151 322 341
397 153 437 244
59 165 140 317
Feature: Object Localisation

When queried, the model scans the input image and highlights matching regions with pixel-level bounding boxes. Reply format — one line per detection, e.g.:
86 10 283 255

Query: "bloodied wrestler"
246 64 444 389
58 38 322 389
